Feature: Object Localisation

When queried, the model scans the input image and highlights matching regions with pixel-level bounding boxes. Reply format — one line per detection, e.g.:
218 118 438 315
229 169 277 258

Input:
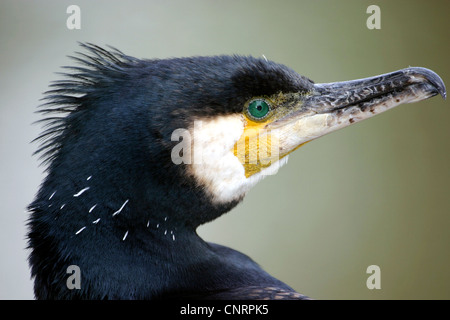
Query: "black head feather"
34 43 313 166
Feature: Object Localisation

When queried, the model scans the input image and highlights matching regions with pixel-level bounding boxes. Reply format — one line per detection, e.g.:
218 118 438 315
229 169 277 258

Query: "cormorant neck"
28 172 221 298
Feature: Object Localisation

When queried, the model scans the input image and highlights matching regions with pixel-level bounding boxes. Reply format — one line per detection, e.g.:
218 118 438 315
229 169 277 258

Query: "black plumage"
28 43 312 299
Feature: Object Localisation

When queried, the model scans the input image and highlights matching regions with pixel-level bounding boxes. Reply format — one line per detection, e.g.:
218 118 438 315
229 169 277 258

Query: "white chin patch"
182 114 288 204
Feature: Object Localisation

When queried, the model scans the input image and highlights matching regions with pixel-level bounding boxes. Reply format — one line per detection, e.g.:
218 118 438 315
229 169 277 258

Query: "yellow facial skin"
232 92 309 178
233 117 277 178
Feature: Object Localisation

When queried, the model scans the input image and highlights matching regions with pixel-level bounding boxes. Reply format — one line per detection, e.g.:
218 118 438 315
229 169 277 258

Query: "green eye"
247 99 271 120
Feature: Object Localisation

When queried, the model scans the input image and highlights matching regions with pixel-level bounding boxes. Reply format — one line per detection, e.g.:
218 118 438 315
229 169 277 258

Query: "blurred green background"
0 0 448 299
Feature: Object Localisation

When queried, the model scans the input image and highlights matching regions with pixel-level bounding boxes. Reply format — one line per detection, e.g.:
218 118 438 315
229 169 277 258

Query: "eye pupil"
247 99 270 120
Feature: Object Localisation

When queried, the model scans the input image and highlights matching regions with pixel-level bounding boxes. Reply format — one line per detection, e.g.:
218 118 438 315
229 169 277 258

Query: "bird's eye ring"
246 99 271 120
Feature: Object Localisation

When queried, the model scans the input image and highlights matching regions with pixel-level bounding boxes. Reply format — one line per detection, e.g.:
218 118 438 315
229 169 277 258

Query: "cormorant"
28 43 446 300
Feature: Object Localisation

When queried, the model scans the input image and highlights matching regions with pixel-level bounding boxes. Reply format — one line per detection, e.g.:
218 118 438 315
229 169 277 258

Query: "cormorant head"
32 43 446 231
28 43 445 299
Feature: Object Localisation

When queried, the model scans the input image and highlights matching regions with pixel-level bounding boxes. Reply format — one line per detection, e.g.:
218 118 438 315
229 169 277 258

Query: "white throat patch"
171 114 288 204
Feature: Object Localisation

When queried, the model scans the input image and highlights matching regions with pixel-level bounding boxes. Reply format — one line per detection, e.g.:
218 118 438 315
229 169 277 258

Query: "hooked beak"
267 67 446 154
